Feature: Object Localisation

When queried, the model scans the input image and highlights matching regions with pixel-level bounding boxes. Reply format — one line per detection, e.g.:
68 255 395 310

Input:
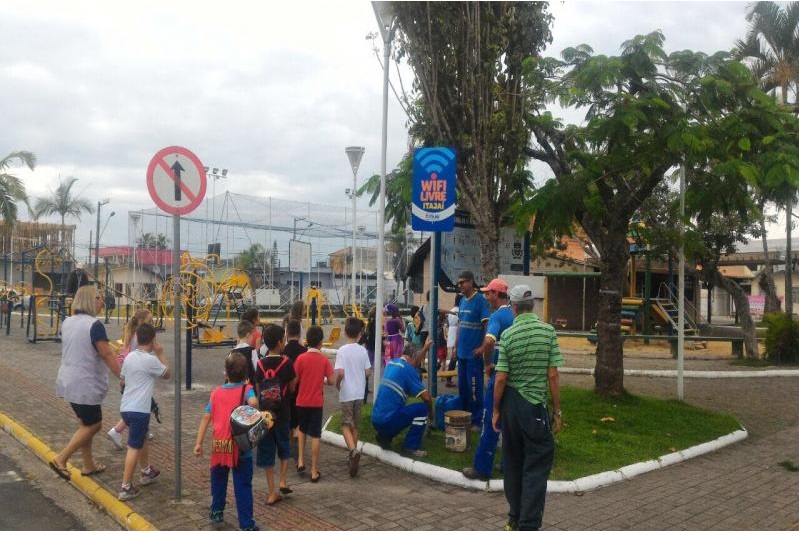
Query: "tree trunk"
710 269 759 359
593 236 629 396
462 195 501 282
759 215 781 313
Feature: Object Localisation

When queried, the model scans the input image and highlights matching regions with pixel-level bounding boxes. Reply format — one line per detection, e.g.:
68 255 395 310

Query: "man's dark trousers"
501 386 554 531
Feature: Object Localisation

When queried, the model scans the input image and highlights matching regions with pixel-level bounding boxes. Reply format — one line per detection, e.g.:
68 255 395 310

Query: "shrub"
762 312 799 364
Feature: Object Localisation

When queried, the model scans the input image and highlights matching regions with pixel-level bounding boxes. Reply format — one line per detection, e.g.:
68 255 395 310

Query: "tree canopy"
0 151 34 226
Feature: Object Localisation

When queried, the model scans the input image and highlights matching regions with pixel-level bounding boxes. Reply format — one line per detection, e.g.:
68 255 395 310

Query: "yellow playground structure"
303 285 334 326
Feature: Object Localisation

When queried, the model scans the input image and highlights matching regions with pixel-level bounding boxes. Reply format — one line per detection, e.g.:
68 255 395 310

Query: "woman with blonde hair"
51 285 120 480
106 309 156 449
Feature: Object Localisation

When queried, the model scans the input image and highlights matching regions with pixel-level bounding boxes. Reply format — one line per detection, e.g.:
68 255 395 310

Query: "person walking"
455 271 490 426
462 278 514 481
51 285 121 481
492 285 563 531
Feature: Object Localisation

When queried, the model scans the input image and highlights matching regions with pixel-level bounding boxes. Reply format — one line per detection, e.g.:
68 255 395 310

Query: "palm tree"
137 233 170 249
33 176 94 240
735 1 799 316
0 151 35 226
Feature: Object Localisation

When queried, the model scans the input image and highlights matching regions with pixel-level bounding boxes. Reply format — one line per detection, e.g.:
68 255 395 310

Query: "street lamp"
372 1 397 388
203 167 228 256
94 198 110 279
345 146 365 311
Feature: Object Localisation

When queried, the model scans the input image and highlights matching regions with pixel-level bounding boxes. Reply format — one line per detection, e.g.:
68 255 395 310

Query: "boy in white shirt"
117 323 170 501
334 317 372 477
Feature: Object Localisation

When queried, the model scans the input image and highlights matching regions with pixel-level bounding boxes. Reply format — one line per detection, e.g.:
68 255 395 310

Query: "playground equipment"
158 253 255 347
303 285 333 326
26 248 68 343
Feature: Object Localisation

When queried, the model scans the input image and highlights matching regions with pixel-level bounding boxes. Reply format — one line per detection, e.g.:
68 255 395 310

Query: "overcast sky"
1 1 754 259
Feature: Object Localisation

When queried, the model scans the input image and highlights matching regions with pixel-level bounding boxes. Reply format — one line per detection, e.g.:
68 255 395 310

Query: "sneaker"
106 428 124 450
461 467 490 481
118 483 140 501
208 510 224 524
242 524 260 531
402 449 428 459
148 432 155 440
503 520 518 531
349 450 361 477
139 465 161 486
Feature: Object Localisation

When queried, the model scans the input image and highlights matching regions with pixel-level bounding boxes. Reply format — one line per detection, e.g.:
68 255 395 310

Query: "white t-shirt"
447 312 459 349
334 342 371 402
120 349 167 413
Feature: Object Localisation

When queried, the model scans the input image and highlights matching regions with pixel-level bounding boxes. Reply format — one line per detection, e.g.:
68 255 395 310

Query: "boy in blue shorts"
117 323 170 501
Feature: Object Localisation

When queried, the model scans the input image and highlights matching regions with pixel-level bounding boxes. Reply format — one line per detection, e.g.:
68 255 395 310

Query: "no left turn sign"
146 146 207 215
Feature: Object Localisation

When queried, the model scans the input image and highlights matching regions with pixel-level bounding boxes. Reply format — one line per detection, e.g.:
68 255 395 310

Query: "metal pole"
94 201 101 280
786 198 793 316
352 178 358 311
677 162 685 401
172 214 183 500
373 17 394 392
429 232 440 397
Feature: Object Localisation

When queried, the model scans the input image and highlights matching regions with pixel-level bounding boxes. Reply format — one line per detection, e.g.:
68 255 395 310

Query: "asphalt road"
0 432 119 531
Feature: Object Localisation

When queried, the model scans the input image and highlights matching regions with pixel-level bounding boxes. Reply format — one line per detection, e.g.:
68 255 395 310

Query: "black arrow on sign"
171 160 185 201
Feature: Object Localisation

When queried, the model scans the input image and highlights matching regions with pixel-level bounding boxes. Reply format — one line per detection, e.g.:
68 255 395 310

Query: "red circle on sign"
146 146 207 215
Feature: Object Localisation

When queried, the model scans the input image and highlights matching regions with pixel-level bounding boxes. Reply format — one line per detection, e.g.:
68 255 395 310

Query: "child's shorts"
121 411 151 449
295 407 323 438
256 420 291 468
340 400 363 428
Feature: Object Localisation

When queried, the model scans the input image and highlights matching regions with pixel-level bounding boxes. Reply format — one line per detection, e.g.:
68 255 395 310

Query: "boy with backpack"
194 352 260 530
231 320 259 385
334 317 372 477
255 323 297 505
117 323 170 501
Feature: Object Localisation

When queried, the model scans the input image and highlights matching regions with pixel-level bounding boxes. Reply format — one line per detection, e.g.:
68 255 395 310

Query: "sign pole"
173 213 183 501
429 231 441 397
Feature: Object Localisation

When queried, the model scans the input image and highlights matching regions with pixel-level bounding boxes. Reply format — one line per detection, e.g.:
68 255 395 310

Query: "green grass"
327 386 742 481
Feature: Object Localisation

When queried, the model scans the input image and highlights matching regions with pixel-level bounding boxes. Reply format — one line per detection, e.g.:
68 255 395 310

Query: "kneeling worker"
371 339 433 458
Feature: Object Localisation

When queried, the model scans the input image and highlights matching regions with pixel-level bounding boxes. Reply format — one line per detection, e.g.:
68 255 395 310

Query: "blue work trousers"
473 372 500 478
501 386 554 531
373 402 428 451
210 457 255 530
457 357 484 426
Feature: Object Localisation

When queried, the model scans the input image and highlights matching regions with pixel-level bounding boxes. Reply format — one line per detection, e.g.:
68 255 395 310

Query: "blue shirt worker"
371 339 433 458
455 270 490 426
462 278 515 481
492 285 563 532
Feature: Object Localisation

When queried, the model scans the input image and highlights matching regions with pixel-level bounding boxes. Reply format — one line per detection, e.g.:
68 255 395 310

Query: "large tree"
33 176 94 241
0 151 35 226
735 1 799 316
391 1 551 280
524 33 799 394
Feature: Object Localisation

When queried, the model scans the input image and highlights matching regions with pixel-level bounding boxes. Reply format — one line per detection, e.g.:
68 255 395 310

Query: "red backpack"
256 357 289 411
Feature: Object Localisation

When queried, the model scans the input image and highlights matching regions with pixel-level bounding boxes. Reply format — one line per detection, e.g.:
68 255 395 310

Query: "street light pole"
94 198 110 280
372 1 397 388
346 146 365 313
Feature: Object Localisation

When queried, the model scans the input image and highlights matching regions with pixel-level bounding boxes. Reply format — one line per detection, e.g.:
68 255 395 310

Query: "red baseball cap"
480 278 508 294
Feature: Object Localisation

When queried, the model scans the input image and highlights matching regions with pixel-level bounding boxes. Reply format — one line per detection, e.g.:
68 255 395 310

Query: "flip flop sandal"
279 487 293 494
310 471 321 483
296 464 306 473
266 495 283 506
80 464 107 476
49 460 71 481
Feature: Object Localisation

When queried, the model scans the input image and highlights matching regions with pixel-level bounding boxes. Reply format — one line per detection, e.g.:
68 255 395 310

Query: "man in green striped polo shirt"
492 284 563 531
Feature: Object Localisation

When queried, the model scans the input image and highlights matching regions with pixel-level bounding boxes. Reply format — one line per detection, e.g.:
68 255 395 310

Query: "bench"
556 331 756 358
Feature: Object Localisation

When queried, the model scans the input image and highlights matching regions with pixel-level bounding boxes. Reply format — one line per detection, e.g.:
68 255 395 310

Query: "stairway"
651 298 698 335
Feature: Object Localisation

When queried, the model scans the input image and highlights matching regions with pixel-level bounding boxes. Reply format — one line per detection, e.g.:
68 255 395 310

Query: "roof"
98 246 186 266
719 265 754 279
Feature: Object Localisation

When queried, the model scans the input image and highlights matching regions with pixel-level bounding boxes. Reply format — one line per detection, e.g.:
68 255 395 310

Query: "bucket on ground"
435 394 461 430
444 410 471 452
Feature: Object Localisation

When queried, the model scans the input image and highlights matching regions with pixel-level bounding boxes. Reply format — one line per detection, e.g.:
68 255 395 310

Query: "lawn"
326 385 742 481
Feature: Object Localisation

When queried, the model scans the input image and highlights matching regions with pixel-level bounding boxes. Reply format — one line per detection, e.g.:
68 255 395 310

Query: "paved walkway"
1 319 798 530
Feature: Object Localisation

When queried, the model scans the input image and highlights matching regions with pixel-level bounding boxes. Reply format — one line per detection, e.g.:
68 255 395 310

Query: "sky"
1 1 755 261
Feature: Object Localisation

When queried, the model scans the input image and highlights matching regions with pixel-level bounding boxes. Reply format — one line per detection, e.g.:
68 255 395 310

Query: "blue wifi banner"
411 147 457 231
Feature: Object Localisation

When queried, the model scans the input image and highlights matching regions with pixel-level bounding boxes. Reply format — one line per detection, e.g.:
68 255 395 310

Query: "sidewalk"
1 319 798 530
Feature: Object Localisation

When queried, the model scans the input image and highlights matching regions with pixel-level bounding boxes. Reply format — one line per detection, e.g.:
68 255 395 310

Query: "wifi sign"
412 147 457 231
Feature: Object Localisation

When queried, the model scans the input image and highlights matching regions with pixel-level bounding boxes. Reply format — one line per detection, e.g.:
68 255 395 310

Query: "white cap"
509 285 535 304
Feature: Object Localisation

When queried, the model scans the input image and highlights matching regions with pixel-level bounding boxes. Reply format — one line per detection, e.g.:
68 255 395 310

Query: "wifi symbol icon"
416 147 455 178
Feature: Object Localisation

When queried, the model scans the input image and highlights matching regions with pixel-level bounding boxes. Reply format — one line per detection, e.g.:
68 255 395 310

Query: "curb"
559 367 799 378
321 416 748 493
0 412 157 531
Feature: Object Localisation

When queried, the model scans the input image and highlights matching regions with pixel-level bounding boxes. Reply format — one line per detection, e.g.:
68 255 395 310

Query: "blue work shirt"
457 291 490 359
485 304 515 365
372 358 427 424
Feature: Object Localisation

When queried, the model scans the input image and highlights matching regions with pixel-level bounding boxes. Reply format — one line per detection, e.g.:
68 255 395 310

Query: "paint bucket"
444 410 471 452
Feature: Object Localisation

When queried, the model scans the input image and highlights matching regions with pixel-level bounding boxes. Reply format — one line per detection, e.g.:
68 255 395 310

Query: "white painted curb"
559 367 799 378
321 416 748 493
